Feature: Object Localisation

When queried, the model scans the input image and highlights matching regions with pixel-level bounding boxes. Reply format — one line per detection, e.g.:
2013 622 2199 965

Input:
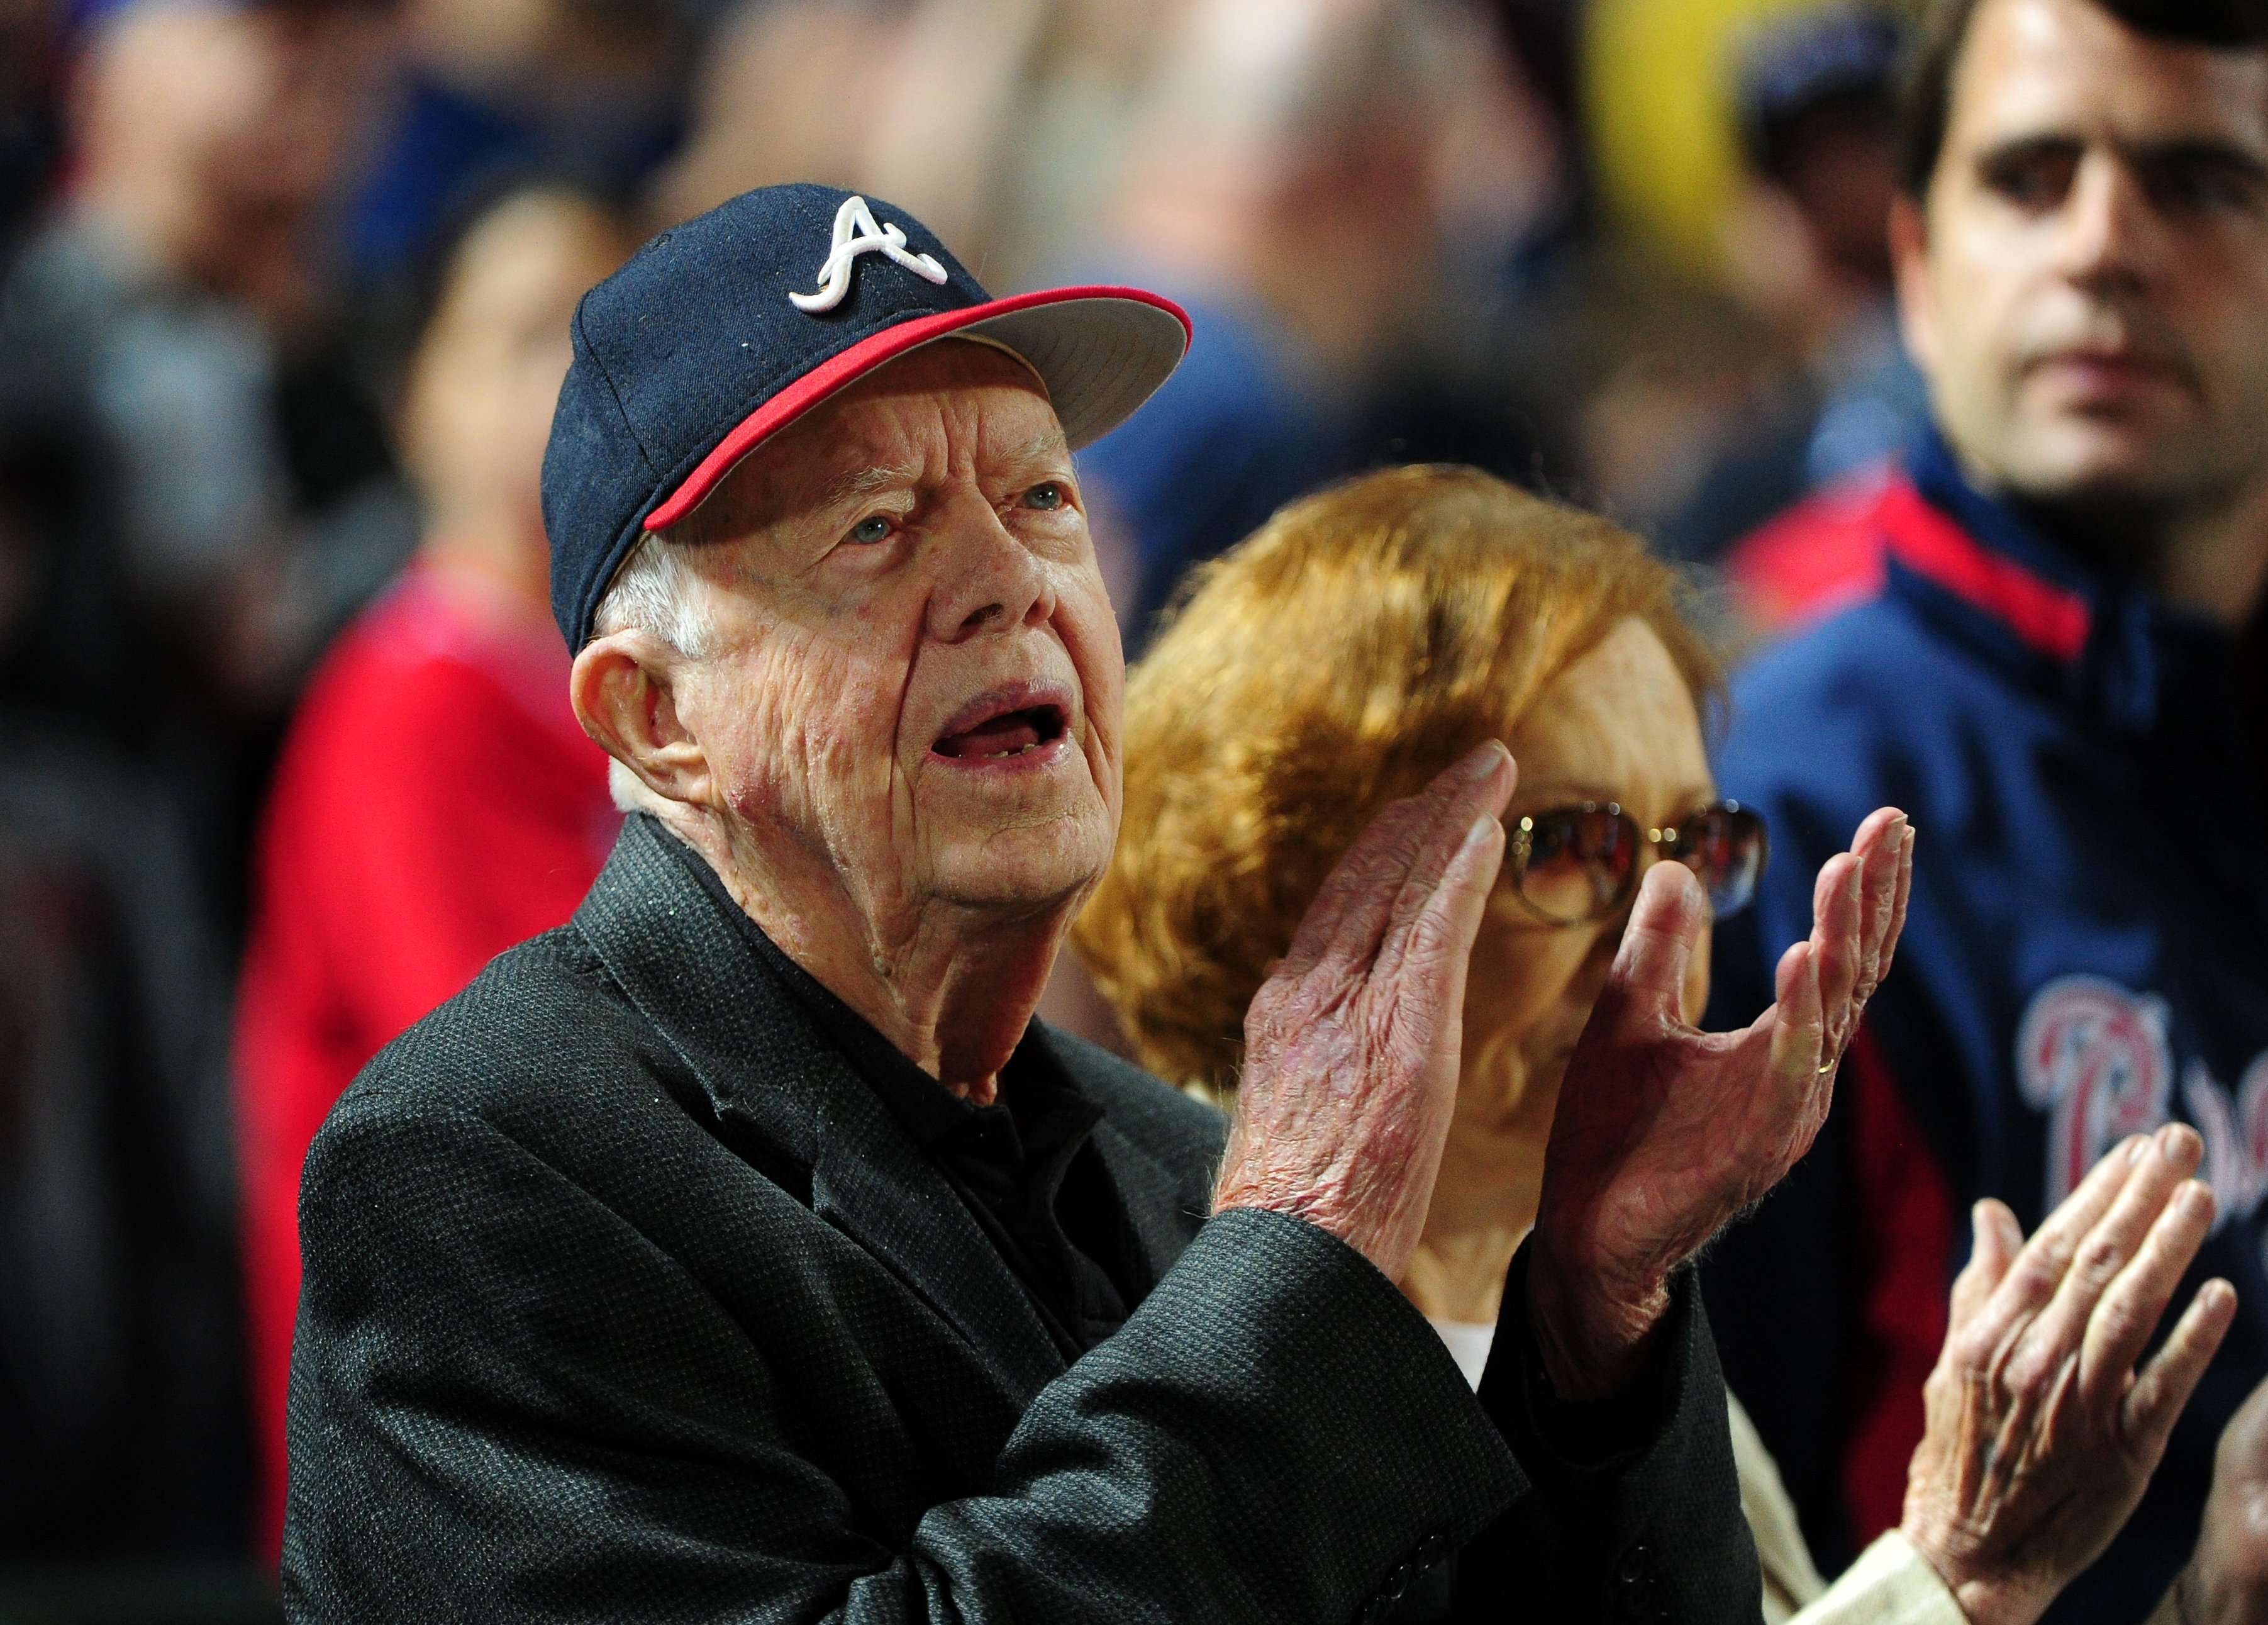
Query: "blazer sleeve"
284 1092 1525 1624
286 1090 1763 1625
1448 1242 1766 1625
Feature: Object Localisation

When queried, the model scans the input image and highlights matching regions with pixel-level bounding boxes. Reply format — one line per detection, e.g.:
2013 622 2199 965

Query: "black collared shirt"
665 831 1148 1358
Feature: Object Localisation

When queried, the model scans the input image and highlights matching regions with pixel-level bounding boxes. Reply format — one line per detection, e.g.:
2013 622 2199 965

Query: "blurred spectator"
1554 252 1787 552
234 181 630 1555
0 450 247 1563
1661 4 1931 570
0 0 396 1572
0 0 407 938
1584 0 1826 277
345 0 686 281
645 0 899 226
657 0 1188 294
0 0 64 254
1701 2 2268 1618
1489 0 1586 201
859 0 1187 291
1074 0 1564 640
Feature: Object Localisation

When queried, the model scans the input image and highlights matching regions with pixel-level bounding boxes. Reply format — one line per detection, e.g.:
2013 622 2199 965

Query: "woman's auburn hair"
1074 463 1723 1095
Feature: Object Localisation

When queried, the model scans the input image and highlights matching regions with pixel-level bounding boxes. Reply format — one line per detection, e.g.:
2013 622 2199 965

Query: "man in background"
0 0 391 1566
1704 2 2268 1619
0 0 401 925
233 181 630 1555
1669 4 1932 583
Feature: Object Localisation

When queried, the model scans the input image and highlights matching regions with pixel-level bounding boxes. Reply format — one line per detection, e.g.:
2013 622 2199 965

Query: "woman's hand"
1901 1124 2236 1625
1528 807 1913 1400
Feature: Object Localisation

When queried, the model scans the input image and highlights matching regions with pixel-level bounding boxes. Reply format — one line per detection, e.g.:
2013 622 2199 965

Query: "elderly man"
282 184 1910 1621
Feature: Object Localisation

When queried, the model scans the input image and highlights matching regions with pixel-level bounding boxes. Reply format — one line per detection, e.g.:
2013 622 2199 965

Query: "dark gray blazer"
283 814 1761 1622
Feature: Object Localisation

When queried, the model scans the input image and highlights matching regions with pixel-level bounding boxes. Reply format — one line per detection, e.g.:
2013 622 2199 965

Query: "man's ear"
1889 191 1940 381
571 632 713 810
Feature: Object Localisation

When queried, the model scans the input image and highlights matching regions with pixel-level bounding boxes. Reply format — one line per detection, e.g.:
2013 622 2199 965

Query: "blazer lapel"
574 815 1065 1398
1085 1115 1203 1288
1024 1025 1213 1290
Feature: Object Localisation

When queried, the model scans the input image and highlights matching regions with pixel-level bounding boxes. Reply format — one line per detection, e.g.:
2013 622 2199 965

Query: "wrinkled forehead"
692 341 1070 539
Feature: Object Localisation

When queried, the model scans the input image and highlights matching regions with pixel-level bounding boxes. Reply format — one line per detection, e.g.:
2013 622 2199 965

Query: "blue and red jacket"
1704 427 2268 1623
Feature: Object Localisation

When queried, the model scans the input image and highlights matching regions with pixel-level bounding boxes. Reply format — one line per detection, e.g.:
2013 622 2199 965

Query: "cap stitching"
575 291 659 481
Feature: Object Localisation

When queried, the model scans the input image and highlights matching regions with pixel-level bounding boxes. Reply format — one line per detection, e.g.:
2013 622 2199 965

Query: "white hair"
589 530 723 814
592 529 720 657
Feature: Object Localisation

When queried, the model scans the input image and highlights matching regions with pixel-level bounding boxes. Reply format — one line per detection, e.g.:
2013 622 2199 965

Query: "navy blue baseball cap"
543 182 1192 650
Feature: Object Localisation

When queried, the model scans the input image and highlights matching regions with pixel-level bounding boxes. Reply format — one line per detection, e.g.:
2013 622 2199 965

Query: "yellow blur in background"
1589 0 1879 276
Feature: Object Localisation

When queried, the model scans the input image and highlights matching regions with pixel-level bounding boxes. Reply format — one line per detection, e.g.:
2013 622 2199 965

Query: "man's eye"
848 515 894 545
1023 483 1065 511
2148 160 2263 217
1981 148 2077 211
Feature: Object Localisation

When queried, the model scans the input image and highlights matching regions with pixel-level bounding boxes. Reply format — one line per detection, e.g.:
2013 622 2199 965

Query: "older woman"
1077 464 2255 1625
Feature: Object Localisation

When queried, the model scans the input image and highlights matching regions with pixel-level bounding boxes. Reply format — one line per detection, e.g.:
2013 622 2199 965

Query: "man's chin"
2005 413 2204 505
920 818 1113 920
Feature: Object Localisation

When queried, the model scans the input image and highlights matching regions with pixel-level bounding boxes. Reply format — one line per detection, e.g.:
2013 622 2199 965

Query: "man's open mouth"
931 699 1070 761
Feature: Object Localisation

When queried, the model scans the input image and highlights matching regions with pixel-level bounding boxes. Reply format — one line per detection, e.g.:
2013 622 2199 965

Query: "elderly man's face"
675 342 1123 932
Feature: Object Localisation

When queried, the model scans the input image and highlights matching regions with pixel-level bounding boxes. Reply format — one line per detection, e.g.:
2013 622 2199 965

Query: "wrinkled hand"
1213 743 1515 1280
1528 808 1913 1400
1901 1124 2233 1625
2177 1367 2268 1625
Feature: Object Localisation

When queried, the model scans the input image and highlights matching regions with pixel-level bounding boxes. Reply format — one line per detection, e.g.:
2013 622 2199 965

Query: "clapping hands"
1216 745 1921 1415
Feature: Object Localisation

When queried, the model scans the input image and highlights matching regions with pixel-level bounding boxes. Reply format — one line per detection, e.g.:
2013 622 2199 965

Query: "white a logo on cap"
789 195 948 314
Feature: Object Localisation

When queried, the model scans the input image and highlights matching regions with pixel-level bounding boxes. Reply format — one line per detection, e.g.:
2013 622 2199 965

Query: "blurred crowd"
0 0 2178 1603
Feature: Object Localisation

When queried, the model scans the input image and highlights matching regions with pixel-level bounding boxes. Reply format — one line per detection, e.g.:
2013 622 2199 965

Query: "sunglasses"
1506 800 1768 926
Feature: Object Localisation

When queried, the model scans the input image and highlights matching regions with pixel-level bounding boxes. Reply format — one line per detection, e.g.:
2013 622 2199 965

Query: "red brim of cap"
643 284 1191 533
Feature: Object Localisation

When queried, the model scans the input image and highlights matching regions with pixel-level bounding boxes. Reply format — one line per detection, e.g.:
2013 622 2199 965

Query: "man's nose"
925 494 1055 642
2054 152 2164 296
